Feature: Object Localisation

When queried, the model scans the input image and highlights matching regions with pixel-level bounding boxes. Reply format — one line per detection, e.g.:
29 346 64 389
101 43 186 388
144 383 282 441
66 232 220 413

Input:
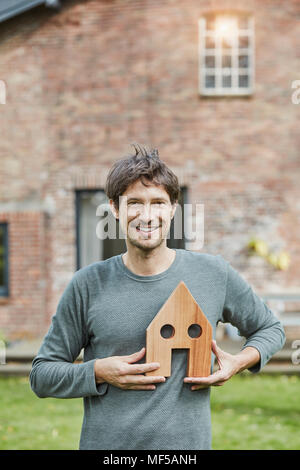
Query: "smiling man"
30 144 285 450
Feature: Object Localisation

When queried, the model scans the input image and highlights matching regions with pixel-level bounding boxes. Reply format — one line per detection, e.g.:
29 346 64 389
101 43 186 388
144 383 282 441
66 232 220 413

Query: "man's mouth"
136 225 161 235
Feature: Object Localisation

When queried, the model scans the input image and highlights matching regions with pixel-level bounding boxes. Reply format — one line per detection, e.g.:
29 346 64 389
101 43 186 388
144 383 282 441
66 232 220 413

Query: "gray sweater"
30 249 285 450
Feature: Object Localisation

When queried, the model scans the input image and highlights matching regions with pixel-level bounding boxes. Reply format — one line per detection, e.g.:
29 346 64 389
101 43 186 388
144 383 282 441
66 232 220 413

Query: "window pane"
222 75 232 88
205 75 215 88
239 35 249 48
206 17 215 31
222 37 233 49
205 55 215 68
205 36 215 49
222 55 231 68
238 17 249 29
239 74 249 88
239 55 249 67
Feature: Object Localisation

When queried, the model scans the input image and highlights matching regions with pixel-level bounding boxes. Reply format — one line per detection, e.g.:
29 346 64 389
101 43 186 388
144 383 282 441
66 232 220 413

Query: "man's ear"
109 199 119 220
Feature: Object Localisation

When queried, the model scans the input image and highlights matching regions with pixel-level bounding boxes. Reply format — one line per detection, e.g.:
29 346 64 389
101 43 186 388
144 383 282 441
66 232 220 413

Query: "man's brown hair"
105 144 180 209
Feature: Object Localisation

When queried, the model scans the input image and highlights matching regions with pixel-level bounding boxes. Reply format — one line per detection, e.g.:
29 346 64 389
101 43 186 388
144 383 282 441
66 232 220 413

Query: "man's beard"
127 227 165 252
127 236 165 252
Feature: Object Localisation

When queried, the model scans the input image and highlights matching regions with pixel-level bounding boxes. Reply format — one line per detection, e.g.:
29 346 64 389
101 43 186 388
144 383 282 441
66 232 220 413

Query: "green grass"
0 374 299 450
0 377 83 450
211 373 300 450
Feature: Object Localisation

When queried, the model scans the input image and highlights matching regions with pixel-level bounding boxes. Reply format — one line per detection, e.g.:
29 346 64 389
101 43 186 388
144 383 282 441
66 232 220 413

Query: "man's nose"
138 204 154 222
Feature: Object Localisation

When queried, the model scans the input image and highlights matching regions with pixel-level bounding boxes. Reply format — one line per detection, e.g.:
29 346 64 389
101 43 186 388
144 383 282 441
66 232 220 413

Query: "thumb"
123 347 146 364
212 340 223 358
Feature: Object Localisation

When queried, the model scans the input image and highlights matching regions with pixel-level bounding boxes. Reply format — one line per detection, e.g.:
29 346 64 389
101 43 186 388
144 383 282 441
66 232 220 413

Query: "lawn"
211 373 300 450
0 374 299 450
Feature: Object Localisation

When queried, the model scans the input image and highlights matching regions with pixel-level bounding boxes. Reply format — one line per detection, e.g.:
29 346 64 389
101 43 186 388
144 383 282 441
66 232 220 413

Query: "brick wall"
0 0 299 338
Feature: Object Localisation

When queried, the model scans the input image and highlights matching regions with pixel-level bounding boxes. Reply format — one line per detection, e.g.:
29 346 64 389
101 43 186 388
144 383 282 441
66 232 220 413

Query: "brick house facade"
0 0 299 340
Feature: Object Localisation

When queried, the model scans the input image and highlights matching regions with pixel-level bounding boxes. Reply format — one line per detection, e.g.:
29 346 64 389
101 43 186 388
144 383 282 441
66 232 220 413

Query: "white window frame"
198 14 255 96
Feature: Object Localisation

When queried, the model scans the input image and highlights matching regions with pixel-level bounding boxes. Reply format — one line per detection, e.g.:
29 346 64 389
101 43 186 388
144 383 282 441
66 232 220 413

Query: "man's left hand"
183 340 260 390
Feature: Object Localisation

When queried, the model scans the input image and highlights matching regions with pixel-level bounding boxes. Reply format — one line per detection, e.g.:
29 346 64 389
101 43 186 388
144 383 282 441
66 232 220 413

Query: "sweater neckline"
116 248 182 282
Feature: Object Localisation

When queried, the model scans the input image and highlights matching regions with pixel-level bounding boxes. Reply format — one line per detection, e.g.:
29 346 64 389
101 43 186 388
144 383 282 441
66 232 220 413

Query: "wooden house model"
146 281 212 377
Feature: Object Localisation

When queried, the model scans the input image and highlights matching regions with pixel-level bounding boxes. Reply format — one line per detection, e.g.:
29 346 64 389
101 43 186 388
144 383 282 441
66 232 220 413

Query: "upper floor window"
199 13 254 96
0 223 9 297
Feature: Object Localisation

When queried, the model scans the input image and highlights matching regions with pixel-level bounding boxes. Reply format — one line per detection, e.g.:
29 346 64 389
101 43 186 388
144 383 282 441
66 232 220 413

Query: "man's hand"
184 340 260 390
94 347 166 391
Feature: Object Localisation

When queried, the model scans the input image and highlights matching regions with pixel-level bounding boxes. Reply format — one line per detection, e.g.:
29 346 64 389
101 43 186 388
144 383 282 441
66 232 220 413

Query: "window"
199 13 254 96
75 188 187 270
76 190 125 270
0 223 9 296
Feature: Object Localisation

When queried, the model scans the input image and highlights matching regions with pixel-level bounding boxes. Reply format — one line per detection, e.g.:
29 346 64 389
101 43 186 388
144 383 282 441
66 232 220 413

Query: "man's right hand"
94 347 166 391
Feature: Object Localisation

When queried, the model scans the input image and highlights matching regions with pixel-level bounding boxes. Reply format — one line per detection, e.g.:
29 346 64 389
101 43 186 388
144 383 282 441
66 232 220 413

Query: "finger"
214 381 227 386
211 340 222 360
211 339 218 355
184 370 225 386
128 362 161 375
123 347 146 364
128 385 157 391
184 375 212 384
192 379 227 390
191 384 210 390
123 374 166 385
212 340 224 362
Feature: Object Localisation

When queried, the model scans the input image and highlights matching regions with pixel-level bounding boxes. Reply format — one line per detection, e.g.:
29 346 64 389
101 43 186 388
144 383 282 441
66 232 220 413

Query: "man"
30 144 285 450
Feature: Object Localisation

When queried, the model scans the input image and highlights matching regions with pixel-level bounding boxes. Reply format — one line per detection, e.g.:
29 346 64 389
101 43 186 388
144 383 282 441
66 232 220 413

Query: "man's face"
110 179 177 252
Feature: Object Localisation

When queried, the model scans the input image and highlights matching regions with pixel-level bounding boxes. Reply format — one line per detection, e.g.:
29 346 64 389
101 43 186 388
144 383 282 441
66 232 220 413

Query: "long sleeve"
219 257 286 373
29 273 107 398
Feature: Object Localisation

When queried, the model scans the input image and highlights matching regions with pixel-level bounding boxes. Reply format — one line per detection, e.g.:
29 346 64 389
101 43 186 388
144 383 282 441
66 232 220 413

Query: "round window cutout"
160 324 175 339
188 324 202 338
